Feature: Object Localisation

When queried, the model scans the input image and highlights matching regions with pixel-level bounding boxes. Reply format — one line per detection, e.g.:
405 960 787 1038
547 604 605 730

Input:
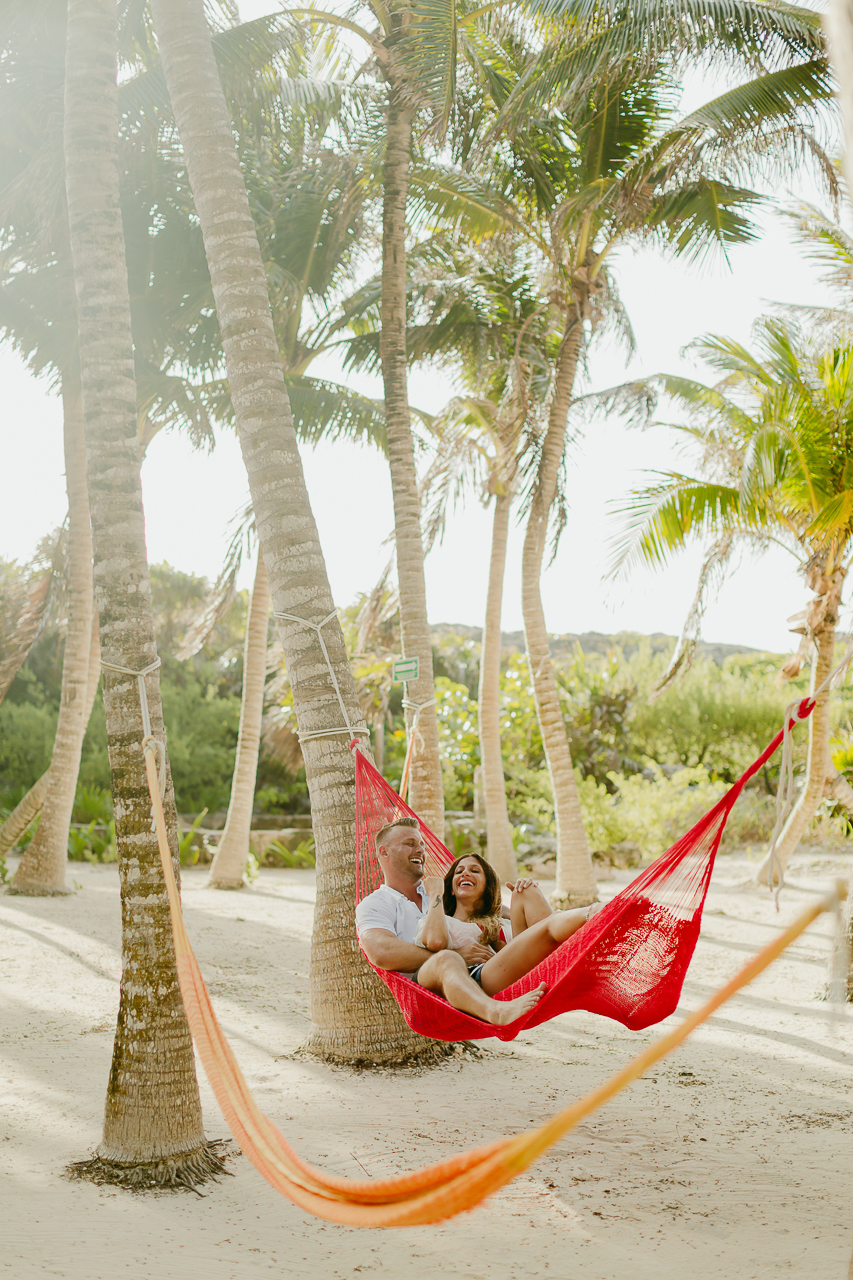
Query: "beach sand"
2 854 852 1280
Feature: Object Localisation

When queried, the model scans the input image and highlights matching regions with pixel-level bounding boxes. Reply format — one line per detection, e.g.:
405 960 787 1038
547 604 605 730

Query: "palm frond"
648 533 735 698
285 375 388 452
398 0 457 136
176 503 255 660
609 472 747 574
409 165 515 239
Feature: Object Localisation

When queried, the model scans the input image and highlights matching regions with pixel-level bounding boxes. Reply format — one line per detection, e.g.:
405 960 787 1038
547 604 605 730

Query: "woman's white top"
414 914 512 949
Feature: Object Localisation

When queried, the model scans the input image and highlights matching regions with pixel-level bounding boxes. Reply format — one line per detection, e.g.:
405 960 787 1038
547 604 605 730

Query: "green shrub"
68 820 117 863
178 810 208 866
73 785 112 825
260 835 315 868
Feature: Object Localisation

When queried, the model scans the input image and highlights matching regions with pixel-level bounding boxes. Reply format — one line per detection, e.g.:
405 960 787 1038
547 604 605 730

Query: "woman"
416 853 555 956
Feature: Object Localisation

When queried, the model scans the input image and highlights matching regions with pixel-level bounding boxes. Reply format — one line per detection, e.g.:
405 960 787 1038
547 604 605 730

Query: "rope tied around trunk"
99 657 166 802
273 609 370 745
399 696 436 803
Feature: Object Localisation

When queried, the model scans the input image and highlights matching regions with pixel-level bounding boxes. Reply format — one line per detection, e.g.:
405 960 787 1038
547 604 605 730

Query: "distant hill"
430 624 762 665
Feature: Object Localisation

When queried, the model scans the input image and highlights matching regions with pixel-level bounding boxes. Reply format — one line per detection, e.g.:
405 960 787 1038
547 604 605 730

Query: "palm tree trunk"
478 490 517 881
0 774 49 865
149 0 447 1066
209 555 270 890
9 379 92 896
0 612 100 865
378 89 444 836
520 320 597 908
64 0 219 1188
757 612 838 886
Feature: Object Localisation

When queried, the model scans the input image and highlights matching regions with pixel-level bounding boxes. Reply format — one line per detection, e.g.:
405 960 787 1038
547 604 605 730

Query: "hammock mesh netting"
354 697 815 1042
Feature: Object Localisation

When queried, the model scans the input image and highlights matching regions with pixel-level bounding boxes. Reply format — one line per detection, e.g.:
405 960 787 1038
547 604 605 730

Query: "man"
356 816 598 1027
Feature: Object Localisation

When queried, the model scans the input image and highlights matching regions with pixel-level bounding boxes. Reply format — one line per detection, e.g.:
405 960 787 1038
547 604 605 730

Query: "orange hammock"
142 721 841 1226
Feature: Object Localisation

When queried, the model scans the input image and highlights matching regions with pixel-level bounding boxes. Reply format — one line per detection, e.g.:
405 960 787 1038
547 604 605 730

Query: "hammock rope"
139 731 841 1224
398 696 435 803
272 608 370 744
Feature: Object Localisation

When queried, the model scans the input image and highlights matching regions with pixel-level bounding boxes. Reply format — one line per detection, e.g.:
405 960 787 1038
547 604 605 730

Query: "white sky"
1 12 845 655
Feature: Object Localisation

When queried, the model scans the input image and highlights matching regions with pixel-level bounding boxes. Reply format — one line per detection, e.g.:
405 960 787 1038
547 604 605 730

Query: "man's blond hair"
375 815 420 851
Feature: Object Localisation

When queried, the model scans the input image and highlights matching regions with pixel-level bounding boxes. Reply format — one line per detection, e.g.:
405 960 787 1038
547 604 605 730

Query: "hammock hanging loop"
100 655 167 802
274 607 370 746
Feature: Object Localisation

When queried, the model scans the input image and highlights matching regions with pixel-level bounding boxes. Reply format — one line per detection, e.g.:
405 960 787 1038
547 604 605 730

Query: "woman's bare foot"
486 983 547 1026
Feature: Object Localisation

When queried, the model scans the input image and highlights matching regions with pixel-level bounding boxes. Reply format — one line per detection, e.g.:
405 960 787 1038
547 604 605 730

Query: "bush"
68 820 117 863
260 836 315 868
73 785 112 825
0 702 57 804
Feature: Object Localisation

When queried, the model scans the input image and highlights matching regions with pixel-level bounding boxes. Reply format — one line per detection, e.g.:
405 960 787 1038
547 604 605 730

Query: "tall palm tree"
612 317 853 884
63 0 221 1185
209 552 270 889
0 6 97 895
7 376 95 896
177 511 272 891
461 5 835 905
280 0 516 834
411 244 565 879
149 0 444 1065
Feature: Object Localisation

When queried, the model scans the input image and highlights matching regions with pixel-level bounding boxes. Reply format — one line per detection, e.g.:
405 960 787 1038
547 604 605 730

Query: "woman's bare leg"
415 950 546 1026
509 883 552 938
479 909 591 996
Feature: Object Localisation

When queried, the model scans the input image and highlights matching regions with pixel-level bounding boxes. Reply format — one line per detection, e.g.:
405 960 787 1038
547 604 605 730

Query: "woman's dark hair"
443 854 502 945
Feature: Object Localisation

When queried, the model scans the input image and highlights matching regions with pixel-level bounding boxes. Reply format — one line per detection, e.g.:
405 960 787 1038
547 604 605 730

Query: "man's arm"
418 875 450 951
360 927 433 974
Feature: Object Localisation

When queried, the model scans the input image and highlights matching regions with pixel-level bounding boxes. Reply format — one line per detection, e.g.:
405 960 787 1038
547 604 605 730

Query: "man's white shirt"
355 882 428 978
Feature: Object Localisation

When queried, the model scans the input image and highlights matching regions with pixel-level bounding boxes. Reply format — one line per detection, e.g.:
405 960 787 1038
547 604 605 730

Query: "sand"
2 852 852 1280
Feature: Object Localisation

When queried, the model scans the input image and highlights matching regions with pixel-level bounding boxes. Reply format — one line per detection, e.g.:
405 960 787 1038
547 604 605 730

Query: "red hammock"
354 698 815 1043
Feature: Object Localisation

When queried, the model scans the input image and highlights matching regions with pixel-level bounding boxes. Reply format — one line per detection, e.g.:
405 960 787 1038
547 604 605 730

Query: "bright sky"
1 10 846 655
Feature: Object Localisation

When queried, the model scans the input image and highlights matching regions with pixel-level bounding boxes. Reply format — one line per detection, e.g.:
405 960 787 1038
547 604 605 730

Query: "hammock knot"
274 607 370 746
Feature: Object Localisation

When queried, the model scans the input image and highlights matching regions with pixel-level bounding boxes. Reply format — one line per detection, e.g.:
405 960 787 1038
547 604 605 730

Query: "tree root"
297 1038 483 1072
67 1139 234 1193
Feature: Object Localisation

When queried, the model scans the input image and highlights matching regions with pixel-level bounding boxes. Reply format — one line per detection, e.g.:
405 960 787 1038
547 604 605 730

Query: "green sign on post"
392 656 419 683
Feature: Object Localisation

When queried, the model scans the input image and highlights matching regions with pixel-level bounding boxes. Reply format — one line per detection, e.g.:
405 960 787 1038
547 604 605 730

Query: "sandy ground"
2 852 853 1280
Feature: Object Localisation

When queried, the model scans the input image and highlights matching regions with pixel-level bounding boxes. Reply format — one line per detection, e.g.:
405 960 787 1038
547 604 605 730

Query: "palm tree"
0 6 98 894
458 3 835 905
411 244 566 879
7 379 95 896
209 552 270 889
149 0 445 1065
612 317 853 885
63 0 220 1187
278 0 518 835
177 511 272 891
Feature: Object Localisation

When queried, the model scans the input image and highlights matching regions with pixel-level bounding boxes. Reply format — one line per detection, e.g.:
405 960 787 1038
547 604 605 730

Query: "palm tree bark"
64 0 219 1187
757 608 838 886
520 319 597 908
379 88 444 837
149 0 448 1065
0 611 101 865
9 379 92 896
209 555 270 890
478 490 517 881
